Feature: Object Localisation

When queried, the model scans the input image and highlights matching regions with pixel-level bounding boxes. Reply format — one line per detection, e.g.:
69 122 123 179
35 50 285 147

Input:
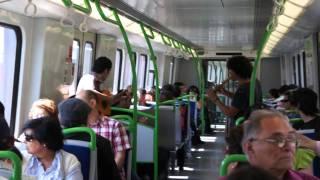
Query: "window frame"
0 22 22 134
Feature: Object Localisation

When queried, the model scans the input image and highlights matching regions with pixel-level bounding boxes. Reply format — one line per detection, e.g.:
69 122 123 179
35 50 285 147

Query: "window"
136 54 148 89
82 42 93 76
169 58 175 84
302 51 307 87
113 49 123 93
292 56 296 85
122 52 136 89
68 40 80 96
0 23 22 131
146 59 155 91
297 54 301 87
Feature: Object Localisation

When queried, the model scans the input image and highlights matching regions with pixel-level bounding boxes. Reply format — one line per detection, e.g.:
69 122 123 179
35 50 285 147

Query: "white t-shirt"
76 74 106 94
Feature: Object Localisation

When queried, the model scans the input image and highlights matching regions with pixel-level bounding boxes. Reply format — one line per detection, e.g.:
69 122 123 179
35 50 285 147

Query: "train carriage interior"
1 0 320 179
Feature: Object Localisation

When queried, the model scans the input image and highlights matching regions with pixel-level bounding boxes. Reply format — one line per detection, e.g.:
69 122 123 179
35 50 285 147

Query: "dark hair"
22 117 63 151
58 98 91 128
227 56 252 79
293 88 318 116
92 57 112 74
0 101 4 119
225 125 244 154
268 88 279 99
227 165 278 180
278 85 290 95
160 84 175 101
187 85 200 100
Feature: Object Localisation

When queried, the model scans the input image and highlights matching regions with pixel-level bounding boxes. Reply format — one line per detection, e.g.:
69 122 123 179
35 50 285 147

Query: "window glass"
68 40 80 96
0 25 21 126
82 42 93 76
113 49 123 94
137 54 148 89
169 58 175 84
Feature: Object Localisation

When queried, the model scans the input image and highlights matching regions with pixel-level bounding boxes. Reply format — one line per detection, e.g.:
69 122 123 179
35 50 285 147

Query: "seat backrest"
0 151 22 180
63 127 97 180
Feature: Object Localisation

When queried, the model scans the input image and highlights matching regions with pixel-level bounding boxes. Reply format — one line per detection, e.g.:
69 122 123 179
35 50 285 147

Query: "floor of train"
168 124 226 180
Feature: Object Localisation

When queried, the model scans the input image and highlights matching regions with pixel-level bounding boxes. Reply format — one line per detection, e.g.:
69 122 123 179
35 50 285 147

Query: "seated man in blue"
58 98 121 180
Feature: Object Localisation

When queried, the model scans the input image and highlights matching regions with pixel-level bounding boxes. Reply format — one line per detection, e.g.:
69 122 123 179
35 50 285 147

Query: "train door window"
302 51 307 87
207 63 213 82
146 59 155 91
68 40 80 96
297 54 302 87
113 49 123 93
122 52 136 89
292 56 296 85
82 42 93 76
169 58 175 84
0 24 22 129
137 54 148 89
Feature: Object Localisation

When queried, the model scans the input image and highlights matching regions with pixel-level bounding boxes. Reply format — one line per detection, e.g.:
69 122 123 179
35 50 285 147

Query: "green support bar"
235 116 245 126
191 53 206 135
0 151 22 180
112 9 138 172
219 154 247 176
63 127 97 150
61 0 92 14
140 23 160 180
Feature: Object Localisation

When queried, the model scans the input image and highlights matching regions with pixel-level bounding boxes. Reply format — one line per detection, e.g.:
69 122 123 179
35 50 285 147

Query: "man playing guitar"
76 56 126 115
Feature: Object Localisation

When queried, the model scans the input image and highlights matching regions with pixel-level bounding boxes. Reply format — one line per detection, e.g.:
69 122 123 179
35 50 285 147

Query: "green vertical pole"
112 9 138 172
140 23 160 180
191 53 205 135
249 30 273 106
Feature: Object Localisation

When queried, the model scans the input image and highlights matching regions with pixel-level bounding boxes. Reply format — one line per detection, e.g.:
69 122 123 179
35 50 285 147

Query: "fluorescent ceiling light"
275 24 289 34
266 40 277 46
283 1 304 18
168 176 189 179
263 48 272 54
288 0 314 7
278 15 296 27
269 35 281 42
271 31 284 39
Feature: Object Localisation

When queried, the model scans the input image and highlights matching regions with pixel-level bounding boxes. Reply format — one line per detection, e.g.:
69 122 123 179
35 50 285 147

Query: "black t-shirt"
66 133 121 180
231 80 262 120
293 116 320 140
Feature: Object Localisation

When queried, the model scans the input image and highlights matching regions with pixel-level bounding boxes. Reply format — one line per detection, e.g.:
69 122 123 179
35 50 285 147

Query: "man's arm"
114 151 126 169
207 88 239 117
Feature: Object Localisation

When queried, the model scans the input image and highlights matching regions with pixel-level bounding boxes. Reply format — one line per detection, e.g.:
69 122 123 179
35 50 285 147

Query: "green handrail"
0 151 21 180
112 8 139 172
111 107 155 120
63 127 97 151
235 116 246 126
289 118 303 124
140 23 160 180
159 95 192 105
61 0 92 14
219 154 248 176
111 115 137 170
191 52 206 135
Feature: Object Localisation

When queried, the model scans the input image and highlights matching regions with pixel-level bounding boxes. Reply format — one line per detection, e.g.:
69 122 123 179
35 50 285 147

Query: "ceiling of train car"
118 0 273 52
274 0 320 54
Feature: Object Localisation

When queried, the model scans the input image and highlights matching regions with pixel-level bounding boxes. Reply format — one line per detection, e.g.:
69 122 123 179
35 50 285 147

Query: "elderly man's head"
242 110 297 176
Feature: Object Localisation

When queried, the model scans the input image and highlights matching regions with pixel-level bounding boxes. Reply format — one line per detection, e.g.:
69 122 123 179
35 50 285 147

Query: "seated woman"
21 117 83 179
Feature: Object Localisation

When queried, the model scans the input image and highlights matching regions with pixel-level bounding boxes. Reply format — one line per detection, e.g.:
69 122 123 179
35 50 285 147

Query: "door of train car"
69 30 96 96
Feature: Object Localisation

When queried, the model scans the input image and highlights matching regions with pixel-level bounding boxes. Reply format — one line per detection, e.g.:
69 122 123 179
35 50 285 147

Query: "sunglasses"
24 133 35 142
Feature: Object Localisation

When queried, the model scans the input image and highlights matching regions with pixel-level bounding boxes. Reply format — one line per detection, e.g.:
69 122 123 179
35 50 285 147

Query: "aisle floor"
168 126 226 180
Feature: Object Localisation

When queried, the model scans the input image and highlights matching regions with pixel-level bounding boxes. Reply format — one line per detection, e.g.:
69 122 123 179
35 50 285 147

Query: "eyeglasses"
250 134 298 148
24 133 35 142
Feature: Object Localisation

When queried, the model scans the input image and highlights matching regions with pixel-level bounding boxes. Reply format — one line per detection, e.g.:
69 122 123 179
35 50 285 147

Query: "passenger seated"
58 98 121 180
17 98 58 147
76 90 131 180
225 125 249 174
226 164 277 180
138 89 147 106
241 109 319 180
21 117 83 179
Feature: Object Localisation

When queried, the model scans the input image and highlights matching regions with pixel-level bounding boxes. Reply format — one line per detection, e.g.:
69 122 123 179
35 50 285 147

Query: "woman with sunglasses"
21 117 83 180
